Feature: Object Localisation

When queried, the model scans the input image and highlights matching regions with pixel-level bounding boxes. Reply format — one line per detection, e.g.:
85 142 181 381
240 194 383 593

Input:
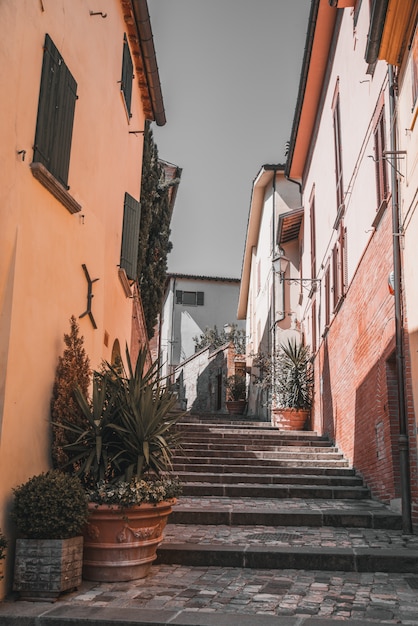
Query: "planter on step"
83 499 175 582
271 407 310 430
13 536 83 601
226 400 247 415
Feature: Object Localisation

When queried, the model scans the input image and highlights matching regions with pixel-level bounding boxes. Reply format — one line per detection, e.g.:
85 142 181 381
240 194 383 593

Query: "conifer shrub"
50 316 91 469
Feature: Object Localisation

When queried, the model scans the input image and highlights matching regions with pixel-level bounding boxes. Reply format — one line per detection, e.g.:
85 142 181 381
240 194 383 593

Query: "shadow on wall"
320 338 334 442
353 348 401 505
174 347 229 414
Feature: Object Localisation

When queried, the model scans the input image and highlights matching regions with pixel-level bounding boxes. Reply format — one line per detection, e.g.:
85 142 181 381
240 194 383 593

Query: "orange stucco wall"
0 0 150 594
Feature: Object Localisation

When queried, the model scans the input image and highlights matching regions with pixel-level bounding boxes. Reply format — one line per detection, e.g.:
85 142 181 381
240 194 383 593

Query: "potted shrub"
59 345 183 582
12 470 88 600
225 373 247 415
271 338 314 430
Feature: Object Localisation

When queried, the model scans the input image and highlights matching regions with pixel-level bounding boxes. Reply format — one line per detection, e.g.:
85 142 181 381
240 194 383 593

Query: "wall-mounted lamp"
272 255 320 292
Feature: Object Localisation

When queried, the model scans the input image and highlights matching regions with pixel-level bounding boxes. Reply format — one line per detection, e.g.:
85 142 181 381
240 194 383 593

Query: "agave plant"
57 373 118 485
108 346 182 481
59 345 183 498
274 339 314 410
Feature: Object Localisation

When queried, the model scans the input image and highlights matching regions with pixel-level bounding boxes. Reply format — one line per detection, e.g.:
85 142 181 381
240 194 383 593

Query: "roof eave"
123 0 166 126
237 165 285 319
285 0 337 181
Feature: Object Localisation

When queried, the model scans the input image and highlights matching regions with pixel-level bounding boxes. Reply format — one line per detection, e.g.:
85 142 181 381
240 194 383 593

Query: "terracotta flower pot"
226 400 247 415
83 499 175 582
271 408 310 431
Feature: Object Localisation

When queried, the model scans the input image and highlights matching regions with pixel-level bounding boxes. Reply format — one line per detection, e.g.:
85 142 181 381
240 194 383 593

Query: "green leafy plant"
57 373 118 485
12 470 88 539
251 339 314 410
61 345 183 504
87 476 182 507
0 529 7 580
275 339 313 409
225 374 247 401
193 324 246 355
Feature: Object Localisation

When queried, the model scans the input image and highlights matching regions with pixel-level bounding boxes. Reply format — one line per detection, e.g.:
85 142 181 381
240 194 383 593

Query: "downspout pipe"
388 64 412 534
271 170 277 419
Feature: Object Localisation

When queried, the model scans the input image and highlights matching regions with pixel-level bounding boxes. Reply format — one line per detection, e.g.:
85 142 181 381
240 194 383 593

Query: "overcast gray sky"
148 1 311 278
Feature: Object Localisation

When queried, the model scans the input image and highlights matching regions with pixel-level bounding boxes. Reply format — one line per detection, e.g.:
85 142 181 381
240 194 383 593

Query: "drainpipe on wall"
388 64 412 534
271 169 277 420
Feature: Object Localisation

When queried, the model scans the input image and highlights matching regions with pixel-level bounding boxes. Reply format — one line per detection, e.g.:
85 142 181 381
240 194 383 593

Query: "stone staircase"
157 415 418 573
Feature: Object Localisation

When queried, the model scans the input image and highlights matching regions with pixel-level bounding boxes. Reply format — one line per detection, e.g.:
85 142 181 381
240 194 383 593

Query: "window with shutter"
332 223 346 311
332 89 344 214
33 34 77 189
175 290 205 306
121 34 133 118
374 106 388 209
310 193 316 280
324 264 331 328
120 193 141 281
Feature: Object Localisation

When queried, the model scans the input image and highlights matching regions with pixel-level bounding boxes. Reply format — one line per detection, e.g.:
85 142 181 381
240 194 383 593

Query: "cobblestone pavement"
163 523 418 551
54 564 418 623
175 496 398 512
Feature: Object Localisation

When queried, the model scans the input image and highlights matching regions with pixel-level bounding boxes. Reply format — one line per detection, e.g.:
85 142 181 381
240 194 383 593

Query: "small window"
332 223 346 311
121 34 133 118
310 192 317 280
120 192 141 280
33 34 77 189
332 91 344 213
374 106 388 208
325 264 331 328
175 290 204 306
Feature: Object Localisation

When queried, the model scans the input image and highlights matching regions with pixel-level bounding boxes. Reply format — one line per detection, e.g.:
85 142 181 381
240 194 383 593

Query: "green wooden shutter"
197 292 204 305
120 192 141 280
176 290 183 304
121 34 133 118
33 34 77 188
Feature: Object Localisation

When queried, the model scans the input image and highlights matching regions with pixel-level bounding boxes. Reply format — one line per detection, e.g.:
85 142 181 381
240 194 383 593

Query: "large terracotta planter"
271 408 310 430
226 400 247 415
13 536 83 601
83 499 175 582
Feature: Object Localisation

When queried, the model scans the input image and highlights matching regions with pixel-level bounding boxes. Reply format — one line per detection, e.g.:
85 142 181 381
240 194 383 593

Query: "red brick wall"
312 209 418 527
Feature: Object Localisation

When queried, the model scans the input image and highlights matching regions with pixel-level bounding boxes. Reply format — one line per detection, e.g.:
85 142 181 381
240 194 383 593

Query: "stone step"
156 523 418 573
176 449 346 461
178 424 322 438
180 482 371 500
173 455 350 468
170 497 403 530
180 442 336 453
176 471 364 486
180 435 333 447
173 462 357 476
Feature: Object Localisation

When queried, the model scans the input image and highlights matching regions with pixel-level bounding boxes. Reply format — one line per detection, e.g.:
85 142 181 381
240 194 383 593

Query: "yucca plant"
60 345 183 504
109 346 181 481
275 339 314 409
57 373 119 485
